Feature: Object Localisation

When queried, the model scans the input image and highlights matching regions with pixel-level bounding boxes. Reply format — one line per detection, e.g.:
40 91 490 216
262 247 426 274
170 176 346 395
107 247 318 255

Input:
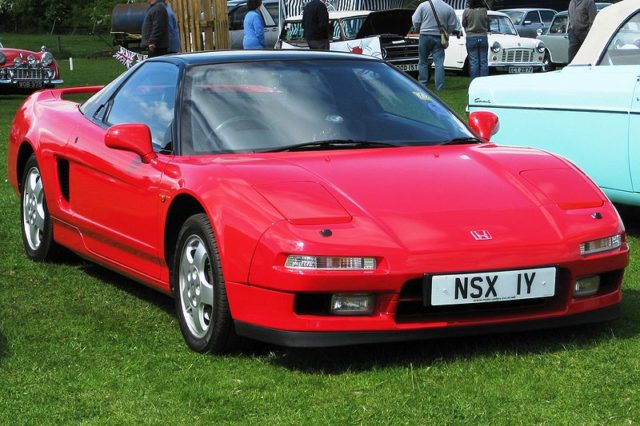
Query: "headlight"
491 41 501 53
41 51 54 66
536 42 545 53
14 57 23 67
580 234 622 256
27 54 36 66
0 52 5 65
285 255 377 270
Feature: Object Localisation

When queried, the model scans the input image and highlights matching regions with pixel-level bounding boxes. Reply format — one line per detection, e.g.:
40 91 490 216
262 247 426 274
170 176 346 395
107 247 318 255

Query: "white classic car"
468 0 640 206
277 9 420 74
443 10 546 73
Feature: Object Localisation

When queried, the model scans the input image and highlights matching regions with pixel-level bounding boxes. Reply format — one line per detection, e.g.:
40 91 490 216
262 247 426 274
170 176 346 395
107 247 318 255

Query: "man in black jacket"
141 0 169 57
302 0 330 50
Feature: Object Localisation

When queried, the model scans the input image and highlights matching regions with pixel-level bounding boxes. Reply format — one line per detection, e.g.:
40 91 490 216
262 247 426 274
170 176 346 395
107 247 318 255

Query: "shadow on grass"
0 330 9 365
264 291 640 373
615 204 640 236
79 262 174 316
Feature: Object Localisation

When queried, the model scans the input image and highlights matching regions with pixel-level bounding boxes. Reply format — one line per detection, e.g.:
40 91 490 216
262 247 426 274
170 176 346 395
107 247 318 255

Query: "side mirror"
468 111 500 141
105 123 157 163
523 20 531 25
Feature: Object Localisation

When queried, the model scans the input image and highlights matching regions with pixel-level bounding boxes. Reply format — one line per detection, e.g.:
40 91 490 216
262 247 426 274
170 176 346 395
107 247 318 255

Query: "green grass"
0 33 115 59
1 47 640 423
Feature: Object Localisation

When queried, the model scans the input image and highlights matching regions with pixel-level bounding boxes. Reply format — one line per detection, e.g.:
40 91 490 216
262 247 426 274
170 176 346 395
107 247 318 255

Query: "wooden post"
212 0 230 49
171 0 228 52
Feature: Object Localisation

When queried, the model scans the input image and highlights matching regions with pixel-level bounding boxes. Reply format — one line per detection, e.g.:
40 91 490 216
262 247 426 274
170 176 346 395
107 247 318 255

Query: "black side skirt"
234 304 620 348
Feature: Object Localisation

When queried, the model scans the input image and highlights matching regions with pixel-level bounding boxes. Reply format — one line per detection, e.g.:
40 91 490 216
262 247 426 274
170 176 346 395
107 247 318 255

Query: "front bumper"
0 78 63 89
235 304 620 347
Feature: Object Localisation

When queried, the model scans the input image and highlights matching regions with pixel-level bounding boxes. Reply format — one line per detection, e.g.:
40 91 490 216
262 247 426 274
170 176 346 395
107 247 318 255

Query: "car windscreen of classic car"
179 59 473 155
489 16 518 36
600 11 640 65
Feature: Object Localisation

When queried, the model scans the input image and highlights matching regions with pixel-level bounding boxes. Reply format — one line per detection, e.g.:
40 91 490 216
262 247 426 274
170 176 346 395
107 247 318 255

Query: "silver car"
499 8 557 38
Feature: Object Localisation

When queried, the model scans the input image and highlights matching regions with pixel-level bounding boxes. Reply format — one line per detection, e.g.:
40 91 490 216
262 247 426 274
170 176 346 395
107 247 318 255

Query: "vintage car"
277 9 420 74
536 3 612 71
0 42 62 91
469 0 640 206
498 8 557 38
8 50 628 353
443 10 546 73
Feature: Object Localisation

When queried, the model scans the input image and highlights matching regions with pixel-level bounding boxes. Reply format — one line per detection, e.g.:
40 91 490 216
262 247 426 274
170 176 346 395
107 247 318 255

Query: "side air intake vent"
57 159 70 201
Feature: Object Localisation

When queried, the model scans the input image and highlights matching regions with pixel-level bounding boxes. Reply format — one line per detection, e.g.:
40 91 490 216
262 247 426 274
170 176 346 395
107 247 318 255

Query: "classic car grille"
395 268 572 323
384 43 419 60
12 68 46 80
501 49 534 63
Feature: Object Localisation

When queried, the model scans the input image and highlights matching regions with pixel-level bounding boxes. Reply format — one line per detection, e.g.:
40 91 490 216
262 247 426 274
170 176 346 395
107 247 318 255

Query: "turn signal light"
580 235 622 256
285 255 376 270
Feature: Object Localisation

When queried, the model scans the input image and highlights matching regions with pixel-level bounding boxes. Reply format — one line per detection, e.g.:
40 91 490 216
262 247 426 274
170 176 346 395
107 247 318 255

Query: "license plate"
396 63 419 72
429 267 556 306
508 66 533 74
17 80 44 89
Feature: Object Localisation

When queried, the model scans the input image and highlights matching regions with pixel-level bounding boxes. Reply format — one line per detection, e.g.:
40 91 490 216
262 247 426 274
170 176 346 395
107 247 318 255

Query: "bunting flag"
113 46 148 69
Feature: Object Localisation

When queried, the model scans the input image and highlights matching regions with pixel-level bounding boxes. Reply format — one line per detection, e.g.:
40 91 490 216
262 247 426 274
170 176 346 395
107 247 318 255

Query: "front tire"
172 213 237 353
542 50 555 72
20 154 59 261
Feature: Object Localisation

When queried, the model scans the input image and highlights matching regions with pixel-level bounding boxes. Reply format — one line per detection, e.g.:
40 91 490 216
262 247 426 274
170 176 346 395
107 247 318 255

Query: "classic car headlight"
27 54 37 66
14 57 23 67
285 255 377 270
0 52 5 65
580 235 622 256
536 42 545 53
491 41 501 53
41 51 54 66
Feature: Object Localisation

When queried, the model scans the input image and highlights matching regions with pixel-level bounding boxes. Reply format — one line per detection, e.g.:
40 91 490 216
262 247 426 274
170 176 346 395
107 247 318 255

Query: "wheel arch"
16 141 36 192
164 193 207 289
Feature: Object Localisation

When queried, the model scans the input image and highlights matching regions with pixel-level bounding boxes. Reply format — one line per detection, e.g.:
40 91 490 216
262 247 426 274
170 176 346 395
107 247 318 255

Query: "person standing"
165 1 181 53
568 0 597 62
141 0 169 57
462 0 489 80
243 0 266 49
302 0 330 50
412 0 460 91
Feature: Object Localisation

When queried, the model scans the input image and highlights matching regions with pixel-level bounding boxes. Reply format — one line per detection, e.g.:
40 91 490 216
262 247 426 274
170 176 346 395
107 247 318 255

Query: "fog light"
285 255 376 270
331 293 375 315
574 276 600 297
580 234 622 256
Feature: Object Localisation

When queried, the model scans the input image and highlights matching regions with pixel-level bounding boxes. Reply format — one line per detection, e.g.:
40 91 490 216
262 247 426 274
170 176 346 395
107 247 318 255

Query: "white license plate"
430 267 556 306
508 66 533 74
397 63 419 71
17 80 43 89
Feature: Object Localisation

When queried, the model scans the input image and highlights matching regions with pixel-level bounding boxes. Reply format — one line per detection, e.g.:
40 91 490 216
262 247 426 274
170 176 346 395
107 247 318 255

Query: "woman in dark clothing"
462 0 489 79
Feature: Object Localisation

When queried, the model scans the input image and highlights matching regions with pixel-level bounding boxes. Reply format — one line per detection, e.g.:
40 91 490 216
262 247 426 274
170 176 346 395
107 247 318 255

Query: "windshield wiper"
440 137 483 146
265 140 400 152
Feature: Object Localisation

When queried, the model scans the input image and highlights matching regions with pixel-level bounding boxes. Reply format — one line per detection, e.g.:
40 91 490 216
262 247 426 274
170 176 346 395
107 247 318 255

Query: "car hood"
489 33 539 48
220 145 608 251
0 48 42 63
355 9 414 38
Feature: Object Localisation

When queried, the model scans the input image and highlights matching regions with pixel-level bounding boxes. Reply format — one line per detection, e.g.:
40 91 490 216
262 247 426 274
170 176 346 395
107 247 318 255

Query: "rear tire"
172 213 238 353
20 154 60 261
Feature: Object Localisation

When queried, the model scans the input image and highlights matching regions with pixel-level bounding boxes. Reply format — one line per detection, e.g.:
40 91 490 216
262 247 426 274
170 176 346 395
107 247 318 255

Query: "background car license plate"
429 267 556 306
508 66 533 74
397 64 419 72
18 81 43 89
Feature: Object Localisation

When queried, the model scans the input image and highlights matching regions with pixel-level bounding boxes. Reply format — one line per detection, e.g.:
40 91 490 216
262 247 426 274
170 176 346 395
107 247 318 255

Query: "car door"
228 3 277 48
64 61 180 280
520 11 543 38
261 2 280 47
539 13 568 64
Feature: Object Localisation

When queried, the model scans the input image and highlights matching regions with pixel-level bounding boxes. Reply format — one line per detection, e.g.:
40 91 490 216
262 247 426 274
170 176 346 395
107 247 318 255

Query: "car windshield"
179 59 472 154
341 16 367 39
489 16 518 36
502 11 525 25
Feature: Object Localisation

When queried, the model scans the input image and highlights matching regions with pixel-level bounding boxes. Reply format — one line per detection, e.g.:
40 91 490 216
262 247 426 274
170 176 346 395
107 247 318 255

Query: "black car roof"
146 49 380 66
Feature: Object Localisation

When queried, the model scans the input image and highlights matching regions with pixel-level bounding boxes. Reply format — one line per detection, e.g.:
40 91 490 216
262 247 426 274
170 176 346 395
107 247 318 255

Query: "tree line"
0 0 137 34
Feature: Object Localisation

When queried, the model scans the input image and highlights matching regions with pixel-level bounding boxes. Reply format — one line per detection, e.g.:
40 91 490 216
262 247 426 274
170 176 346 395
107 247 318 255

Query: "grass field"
1 43 639 423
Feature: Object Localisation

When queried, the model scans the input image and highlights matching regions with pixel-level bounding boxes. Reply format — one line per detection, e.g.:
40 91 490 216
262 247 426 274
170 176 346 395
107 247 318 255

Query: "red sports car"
7 50 628 353
0 42 63 91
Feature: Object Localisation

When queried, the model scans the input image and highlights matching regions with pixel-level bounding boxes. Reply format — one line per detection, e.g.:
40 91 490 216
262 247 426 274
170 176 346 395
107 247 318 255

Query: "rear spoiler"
55 86 104 97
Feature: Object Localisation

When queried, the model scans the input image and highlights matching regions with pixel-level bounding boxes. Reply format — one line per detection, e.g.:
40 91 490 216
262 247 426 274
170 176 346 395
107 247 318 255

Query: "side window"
229 5 247 30
525 11 541 24
549 15 567 33
600 12 640 66
107 62 179 151
265 3 279 24
540 10 555 24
